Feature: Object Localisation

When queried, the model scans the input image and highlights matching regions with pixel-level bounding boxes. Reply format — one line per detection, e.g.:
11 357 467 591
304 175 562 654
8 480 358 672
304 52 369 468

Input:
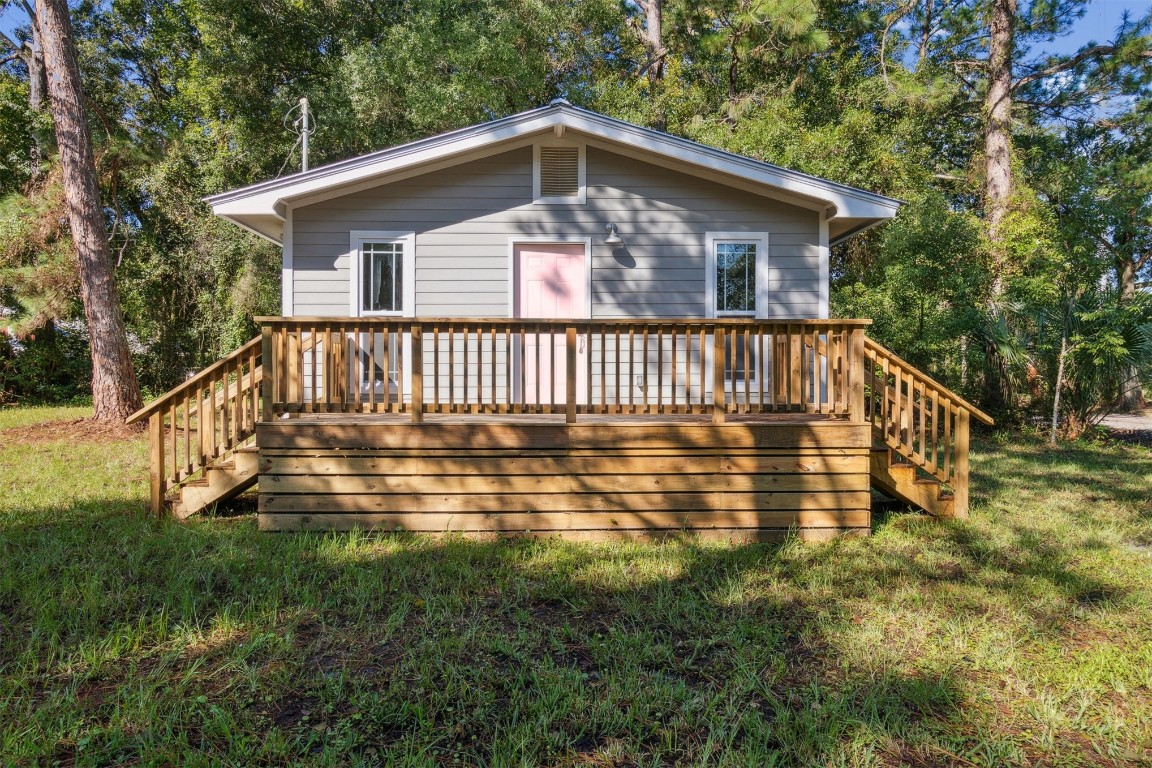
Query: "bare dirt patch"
1 417 144 445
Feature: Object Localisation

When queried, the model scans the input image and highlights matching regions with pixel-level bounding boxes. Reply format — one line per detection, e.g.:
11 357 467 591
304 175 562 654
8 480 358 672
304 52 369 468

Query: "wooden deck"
257 415 871 540
127 317 994 535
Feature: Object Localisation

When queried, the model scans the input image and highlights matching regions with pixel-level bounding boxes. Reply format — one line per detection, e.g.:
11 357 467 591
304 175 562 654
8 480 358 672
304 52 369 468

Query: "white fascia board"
553 109 901 221
206 103 901 232
206 110 560 217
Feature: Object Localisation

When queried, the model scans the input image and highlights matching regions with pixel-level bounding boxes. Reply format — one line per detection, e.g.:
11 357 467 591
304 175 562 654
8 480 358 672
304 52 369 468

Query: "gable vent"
538 146 581 198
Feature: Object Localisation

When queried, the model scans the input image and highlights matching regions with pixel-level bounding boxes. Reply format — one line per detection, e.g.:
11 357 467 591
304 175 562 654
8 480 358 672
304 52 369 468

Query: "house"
127 102 992 539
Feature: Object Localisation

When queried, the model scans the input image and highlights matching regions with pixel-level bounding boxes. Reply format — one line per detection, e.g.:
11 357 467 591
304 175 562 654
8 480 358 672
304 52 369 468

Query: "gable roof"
205 100 901 245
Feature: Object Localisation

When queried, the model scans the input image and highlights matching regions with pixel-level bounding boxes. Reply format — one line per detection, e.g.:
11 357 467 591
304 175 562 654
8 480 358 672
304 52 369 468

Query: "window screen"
362 241 404 313
715 242 756 314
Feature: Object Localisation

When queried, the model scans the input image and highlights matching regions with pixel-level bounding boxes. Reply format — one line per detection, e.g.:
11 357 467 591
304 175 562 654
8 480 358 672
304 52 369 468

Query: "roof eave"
205 102 902 231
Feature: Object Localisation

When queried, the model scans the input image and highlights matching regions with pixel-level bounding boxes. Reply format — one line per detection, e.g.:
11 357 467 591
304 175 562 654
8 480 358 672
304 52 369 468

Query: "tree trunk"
36 0 142 422
636 0 666 131
984 0 1015 298
26 26 46 179
918 0 935 69
1050 312 1068 445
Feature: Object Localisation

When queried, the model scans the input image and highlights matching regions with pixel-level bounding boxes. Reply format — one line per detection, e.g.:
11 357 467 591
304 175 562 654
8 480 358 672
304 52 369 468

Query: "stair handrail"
863 336 993 518
127 336 263 515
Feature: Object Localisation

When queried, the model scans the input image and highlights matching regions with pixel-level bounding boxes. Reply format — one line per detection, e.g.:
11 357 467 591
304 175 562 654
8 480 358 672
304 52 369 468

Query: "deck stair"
126 336 263 517
170 444 259 519
862 338 994 518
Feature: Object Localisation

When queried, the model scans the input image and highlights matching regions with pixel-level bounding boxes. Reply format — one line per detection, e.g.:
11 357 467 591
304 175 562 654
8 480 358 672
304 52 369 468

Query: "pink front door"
515 243 588 405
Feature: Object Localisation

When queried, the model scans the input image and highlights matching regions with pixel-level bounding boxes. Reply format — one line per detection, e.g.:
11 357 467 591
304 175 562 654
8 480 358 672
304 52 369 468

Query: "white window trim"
705 231 768 319
348 230 416 317
507 236 593 319
532 143 586 205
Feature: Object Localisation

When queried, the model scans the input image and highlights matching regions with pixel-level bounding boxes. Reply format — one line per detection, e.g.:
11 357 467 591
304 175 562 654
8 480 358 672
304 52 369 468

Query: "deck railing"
863 338 995 512
255 317 871 424
126 317 995 518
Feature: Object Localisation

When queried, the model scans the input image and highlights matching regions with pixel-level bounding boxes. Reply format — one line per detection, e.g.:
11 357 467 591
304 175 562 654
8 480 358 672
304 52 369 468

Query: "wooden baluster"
260 325 274 423
926 387 939 476
642 324 652 414
670 325 678 413
566 325 577 423
551 323 560 410
722 326 731 411
743 326 752 413
362 325 374 413
447 324 456 412
584 323 592 411
626 325 634 414
756 325 765 414
503 322 512 412
712 325 726 424
904 370 916 456
697 326 706 413
490 323 497 411
382 327 392 411
169 400 178 482
396 323 405 411
149 412 164 516
182 391 191 477
848 327 865 424
614 326 621 414
410 323 423 423
232 358 243 443
462 322 470 412
350 324 360 412
247 347 256 429
197 385 208 470
941 401 953 481
915 379 926 463
518 322 527 412
429 324 438 413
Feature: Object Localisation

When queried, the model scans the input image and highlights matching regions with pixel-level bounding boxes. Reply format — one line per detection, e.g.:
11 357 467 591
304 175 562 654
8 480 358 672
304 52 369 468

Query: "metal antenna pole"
299 97 311 172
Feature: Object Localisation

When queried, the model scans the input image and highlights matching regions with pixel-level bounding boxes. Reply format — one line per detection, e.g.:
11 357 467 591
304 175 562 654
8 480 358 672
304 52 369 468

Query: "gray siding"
291 146 822 319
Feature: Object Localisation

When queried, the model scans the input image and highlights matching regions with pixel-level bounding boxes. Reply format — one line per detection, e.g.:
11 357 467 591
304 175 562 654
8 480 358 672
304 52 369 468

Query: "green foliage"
0 322 93 405
0 0 1147 429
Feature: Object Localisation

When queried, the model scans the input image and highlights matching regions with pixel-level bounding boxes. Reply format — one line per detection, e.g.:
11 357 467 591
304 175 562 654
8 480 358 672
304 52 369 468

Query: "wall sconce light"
604 222 623 245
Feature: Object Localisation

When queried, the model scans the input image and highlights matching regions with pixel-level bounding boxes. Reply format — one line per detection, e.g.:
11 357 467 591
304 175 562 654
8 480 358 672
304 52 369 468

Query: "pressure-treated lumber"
256 419 871 538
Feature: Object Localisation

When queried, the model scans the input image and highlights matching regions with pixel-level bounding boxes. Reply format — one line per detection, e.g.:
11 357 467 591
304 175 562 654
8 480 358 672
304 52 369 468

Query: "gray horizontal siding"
291 145 821 318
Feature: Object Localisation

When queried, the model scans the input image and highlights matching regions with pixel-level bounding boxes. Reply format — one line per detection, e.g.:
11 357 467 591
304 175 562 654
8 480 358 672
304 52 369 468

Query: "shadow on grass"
0 501 992 767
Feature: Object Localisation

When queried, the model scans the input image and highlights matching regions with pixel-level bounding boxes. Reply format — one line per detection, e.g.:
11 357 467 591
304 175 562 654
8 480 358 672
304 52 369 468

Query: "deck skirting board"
256 420 872 539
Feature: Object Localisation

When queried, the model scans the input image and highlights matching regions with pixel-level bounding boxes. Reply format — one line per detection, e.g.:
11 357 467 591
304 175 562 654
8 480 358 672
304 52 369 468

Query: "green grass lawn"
1 409 1150 767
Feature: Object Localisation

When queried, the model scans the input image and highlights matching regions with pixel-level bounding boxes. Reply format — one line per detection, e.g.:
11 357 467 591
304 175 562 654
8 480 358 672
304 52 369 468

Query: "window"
534 144 586 204
362 241 403 313
706 232 766 318
715 242 756 314
349 231 415 318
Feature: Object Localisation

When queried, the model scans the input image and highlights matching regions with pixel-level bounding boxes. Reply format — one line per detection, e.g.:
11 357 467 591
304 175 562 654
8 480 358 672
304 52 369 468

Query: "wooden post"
411 323 424 424
566 324 577 424
848 327 865 422
260 324 274 422
952 409 970 519
712 326 725 424
148 411 164 516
